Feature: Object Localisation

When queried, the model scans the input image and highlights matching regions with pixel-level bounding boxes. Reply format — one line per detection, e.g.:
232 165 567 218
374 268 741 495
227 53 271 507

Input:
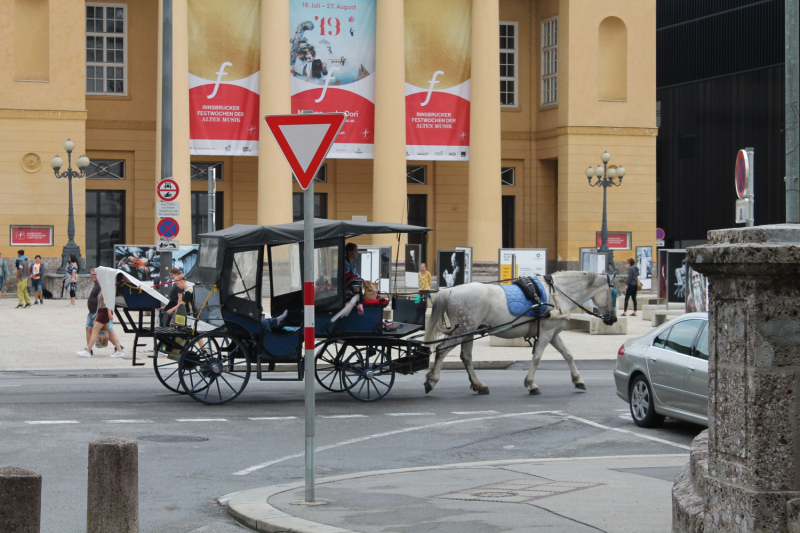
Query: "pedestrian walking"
0 251 9 302
14 250 31 309
418 262 433 304
30 255 44 305
65 254 79 307
622 257 640 316
77 269 123 357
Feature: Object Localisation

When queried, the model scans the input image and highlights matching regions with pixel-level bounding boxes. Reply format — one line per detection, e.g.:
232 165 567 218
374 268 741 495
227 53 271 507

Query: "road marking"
385 412 435 417
25 420 79 425
176 418 229 422
249 417 298 421
615 409 629 412
233 410 556 476
618 414 633 420
103 420 153 424
319 415 368 419
503 445 516 449
452 410 500 415
563 414 690 451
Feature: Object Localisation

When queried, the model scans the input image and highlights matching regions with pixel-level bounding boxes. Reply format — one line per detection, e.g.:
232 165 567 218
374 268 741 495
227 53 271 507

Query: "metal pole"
208 167 216 233
599 165 616 272
787 0 800 223
161 0 173 184
747 147 755 227
303 181 316 502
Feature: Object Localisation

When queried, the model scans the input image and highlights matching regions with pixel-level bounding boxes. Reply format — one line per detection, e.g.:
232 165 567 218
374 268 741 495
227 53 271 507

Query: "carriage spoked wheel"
153 339 192 395
342 345 395 402
315 340 354 393
178 332 251 405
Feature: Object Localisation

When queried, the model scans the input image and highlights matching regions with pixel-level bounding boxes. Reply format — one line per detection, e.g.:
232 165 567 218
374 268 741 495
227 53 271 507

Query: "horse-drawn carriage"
143 219 438 405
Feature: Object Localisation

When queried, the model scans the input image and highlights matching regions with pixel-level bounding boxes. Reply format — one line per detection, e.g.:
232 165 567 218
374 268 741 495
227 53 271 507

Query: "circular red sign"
735 150 748 199
656 228 665 241
157 217 180 240
157 179 180 202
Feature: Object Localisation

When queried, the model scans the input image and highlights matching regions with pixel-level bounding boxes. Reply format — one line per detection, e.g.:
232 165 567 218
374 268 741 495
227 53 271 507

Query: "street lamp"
50 139 91 274
586 151 626 273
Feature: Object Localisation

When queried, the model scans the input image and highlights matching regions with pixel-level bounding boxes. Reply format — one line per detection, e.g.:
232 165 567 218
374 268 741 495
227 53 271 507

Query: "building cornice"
86 120 157 130
0 108 88 120
502 126 659 141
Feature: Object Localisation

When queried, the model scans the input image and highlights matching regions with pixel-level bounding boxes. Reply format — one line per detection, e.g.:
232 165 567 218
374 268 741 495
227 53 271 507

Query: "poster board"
657 249 686 305
404 244 421 289
498 249 547 284
115 244 199 285
581 252 607 273
635 246 653 290
686 266 709 313
437 250 466 289
595 231 632 250
455 246 473 283
358 246 392 293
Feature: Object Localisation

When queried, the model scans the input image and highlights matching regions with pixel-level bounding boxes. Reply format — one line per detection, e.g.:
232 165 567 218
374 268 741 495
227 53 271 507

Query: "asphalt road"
0 360 704 533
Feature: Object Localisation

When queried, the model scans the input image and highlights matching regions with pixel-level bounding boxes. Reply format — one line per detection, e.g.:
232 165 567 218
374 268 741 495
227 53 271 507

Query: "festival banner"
405 0 471 161
290 1 376 159
188 0 261 156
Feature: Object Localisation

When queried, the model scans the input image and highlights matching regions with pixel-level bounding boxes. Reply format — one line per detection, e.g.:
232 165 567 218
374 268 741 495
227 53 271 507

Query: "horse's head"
596 272 618 325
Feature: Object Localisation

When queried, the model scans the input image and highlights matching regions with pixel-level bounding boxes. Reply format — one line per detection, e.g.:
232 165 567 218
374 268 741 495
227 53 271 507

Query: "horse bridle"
544 274 616 323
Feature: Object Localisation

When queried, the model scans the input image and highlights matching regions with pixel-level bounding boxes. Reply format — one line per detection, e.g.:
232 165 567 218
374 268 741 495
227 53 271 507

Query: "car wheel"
629 375 665 428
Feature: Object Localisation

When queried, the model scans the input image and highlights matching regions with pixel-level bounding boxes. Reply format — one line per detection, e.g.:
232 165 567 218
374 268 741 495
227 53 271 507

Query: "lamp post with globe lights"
585 151 626 273
50 139 90 274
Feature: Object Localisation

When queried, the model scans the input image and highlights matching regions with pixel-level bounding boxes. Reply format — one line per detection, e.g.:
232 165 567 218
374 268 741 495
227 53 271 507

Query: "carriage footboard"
394 344 431 376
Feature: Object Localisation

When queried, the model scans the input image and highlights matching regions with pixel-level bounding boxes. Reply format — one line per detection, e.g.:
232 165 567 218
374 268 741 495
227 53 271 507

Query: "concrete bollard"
87 437 138 533
0 467 42 533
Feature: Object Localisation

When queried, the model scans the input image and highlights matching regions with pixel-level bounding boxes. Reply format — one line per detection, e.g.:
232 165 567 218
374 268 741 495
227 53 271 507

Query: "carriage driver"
345 242 359 278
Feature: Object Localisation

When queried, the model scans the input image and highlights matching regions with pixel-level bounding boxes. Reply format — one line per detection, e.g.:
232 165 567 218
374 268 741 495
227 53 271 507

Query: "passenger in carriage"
344 242 359 279
261 309 288 333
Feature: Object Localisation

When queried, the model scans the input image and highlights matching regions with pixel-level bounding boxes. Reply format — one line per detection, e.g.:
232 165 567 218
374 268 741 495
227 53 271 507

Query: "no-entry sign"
157 179 180 201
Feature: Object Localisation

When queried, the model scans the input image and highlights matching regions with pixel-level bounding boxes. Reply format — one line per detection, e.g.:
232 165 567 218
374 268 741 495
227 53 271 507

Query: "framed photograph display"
685 266 709 313
115 244 199 285
437 250 466 289
581 252 607 273
358 246 392 293
635 246 653 290
498 249 547 284
404 243 421 289
455 246 473 283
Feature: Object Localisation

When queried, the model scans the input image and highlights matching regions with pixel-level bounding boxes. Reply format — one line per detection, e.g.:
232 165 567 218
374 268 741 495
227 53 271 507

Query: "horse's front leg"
459 335 489 395
550 332 586 390
524 329 554 395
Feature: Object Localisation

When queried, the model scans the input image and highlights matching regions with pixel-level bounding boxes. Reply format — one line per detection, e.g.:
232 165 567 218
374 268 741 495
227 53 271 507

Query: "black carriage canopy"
187 218 431 289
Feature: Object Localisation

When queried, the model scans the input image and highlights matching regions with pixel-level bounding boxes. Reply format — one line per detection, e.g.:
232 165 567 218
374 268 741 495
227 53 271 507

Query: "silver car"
614 312 709 428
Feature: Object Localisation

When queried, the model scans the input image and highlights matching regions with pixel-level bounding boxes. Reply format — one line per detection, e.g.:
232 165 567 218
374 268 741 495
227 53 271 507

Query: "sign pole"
747 147 755 227
303 180 315 502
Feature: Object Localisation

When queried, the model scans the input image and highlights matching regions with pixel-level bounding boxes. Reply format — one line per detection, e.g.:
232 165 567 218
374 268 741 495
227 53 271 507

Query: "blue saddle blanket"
501 279 547 317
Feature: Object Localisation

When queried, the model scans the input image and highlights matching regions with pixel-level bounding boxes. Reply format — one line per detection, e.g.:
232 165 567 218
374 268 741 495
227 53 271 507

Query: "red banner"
596 232 632 250
11 226 53 246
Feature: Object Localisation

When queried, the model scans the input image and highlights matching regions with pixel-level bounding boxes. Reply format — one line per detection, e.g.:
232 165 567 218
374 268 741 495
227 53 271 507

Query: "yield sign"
264 113 346 190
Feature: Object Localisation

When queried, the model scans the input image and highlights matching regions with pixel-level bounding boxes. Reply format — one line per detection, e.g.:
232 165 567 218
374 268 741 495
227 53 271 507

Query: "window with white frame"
500 22 518 107
541 17 558 106
86 4 127 95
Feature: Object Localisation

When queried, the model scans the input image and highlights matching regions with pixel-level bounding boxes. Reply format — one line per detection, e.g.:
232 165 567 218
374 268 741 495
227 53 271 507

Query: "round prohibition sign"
656 228 665 241
735 150 748 199
157 179 180 202
158 217 180 240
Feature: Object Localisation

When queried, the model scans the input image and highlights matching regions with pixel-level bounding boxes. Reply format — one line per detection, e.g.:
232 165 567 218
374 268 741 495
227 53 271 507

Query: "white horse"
423 271 617 395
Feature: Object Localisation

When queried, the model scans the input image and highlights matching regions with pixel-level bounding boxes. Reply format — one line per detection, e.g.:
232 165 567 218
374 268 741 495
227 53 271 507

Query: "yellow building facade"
0 0 656 273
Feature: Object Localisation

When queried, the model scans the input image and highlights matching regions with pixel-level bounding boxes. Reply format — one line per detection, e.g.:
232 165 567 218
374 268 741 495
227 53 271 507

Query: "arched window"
598 17 627 101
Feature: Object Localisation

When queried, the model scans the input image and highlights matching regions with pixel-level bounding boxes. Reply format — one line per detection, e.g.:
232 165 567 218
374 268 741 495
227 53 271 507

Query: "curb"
223 453 687 533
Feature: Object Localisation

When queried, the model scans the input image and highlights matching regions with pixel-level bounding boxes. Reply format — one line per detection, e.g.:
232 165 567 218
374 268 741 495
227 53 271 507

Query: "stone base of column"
0 467 41 533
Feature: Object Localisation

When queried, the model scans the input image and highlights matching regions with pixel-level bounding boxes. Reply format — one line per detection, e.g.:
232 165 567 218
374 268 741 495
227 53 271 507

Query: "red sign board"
10 226 53 246
735 149 749 199
157 179 180 202
263 113 346 190
596 232 632 250
157 218 180 240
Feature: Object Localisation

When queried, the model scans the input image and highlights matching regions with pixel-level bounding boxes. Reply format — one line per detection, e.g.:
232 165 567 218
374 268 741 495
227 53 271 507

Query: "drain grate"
137 435 209 443
437 479 603 504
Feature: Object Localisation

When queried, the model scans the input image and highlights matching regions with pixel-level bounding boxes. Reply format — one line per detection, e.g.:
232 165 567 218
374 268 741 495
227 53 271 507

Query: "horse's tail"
424 289 452 343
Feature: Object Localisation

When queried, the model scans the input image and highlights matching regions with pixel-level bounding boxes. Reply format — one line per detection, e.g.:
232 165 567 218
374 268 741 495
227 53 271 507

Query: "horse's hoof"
424 382 433 394
529 388 541 395
575 382 587 390
477 387 490 395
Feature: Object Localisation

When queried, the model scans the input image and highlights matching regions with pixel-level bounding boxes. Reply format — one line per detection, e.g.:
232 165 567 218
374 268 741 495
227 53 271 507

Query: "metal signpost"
264 113 346 503
208 166 217 233
735 148 755 227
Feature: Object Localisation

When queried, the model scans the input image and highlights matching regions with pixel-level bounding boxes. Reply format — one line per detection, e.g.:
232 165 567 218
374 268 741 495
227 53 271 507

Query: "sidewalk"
0 297 659 372
225 453 686 533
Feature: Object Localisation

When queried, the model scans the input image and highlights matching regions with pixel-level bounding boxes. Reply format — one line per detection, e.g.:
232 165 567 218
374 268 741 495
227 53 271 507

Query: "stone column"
0 467 41 533
372 0 407 250
257 0 293 226
467 0 502 261
675 224 800 532
87 437 138 533
156 0 193 242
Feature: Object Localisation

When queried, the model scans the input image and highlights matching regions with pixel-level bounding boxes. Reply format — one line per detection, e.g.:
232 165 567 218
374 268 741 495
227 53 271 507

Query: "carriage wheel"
178 332 251 405
315 340 352 393
153 340 186 394
342 346 395 402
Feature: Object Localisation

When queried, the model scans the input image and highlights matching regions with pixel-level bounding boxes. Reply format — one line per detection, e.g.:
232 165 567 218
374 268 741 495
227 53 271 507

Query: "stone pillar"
87 437 138 533
674 224 800 532
467 0 502 261
257 0 293 226
156 0 193 242
372 0 408 250
0 467 41 533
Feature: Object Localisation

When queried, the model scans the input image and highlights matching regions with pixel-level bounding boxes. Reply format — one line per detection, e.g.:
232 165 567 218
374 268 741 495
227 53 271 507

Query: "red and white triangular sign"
264 113 346 190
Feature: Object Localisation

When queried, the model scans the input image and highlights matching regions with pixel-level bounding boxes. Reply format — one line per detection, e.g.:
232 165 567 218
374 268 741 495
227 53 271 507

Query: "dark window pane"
115 80 123 92
116 37 123 49
500 37 507 49
87 36 94 48
106 66 113 77
508 64 514 77
500 25 506 37
107 80 114 92
115 20 123 33
507 81 514 92
508 36 514 49
500 93 507 105
116 8 124 19
106 50 114 62
86 66 93 77
87 50 94 62
106 7 113 18
116 51 123 62
87 80 94 92
106 19 114 32
502 196 515 248
665 320 704 355
500 65 506 77
507 25 514 37
87 6 93 18
116 67 123 78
